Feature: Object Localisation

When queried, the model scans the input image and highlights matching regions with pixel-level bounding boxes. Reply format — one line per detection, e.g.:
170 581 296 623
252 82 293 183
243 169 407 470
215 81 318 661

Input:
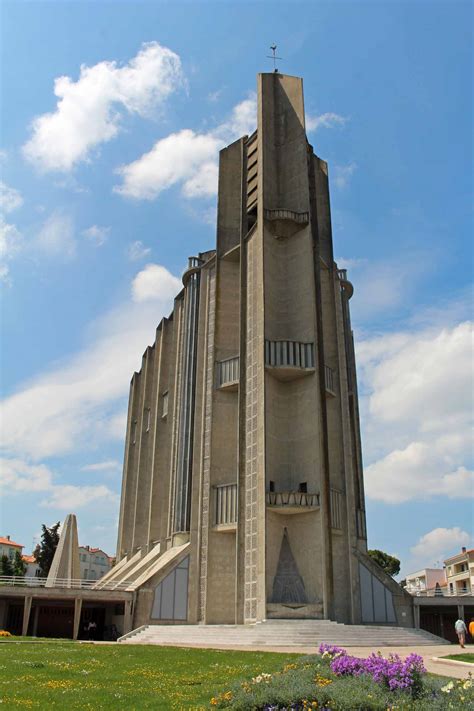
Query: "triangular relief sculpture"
270 528 308 604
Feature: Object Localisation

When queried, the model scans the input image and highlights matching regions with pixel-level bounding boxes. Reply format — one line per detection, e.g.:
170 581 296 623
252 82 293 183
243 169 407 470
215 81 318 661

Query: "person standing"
454 618 467 648
469 617 474 640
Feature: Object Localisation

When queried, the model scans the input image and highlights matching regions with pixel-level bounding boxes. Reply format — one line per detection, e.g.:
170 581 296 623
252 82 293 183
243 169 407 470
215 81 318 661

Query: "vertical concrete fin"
45 513 81 587
258 72 309 214
217 138 246 256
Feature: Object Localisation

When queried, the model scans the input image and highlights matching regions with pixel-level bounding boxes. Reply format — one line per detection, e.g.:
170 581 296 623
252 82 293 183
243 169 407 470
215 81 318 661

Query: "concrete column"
413 603 420 629
22 596 32 636
73 598 82 640
458 604 465 620
123 599 133 634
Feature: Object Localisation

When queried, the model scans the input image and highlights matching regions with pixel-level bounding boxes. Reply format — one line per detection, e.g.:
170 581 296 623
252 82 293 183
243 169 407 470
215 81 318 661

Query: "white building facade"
79 546 112 581
444 547 474 595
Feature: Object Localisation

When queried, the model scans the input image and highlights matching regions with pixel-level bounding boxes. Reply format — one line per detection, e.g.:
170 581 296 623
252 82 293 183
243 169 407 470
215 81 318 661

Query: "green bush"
210 654 474 710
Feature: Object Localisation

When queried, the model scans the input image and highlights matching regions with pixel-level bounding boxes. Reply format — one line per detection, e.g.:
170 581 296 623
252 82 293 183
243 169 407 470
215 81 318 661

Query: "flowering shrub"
210 649 474 709
318 644 346 659
0 630 12 637
330 650 426 697
440 675 474 706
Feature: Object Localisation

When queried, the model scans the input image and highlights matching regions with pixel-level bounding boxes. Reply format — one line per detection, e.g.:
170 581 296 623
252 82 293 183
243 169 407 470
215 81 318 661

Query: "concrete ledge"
432 656 474 668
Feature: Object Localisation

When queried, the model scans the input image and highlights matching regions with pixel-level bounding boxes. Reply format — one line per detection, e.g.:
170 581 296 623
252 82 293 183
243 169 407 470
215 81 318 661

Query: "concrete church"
102 72 412 629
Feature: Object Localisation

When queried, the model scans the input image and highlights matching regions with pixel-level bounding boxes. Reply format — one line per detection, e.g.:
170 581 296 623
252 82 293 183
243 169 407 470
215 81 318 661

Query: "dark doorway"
6 604 23 635
420 608 458 643
79 606 106 640
37 605 74 639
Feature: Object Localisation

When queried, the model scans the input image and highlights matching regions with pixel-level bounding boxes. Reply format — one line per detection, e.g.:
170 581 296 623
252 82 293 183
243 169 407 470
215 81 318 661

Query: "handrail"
0 575 133 591
266 491 320 507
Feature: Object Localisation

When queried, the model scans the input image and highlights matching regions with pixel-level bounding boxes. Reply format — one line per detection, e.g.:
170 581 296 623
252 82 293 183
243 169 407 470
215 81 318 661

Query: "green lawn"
0 640 299 709
441 652 474 663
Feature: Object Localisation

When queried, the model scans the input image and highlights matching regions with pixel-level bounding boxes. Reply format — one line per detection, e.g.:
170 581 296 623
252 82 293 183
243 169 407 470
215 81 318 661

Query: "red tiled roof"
22 555 36 564
0 537 23 548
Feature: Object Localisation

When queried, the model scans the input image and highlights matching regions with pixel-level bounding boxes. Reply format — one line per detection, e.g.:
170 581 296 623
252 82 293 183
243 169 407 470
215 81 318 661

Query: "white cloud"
127 240 151 261
0 217 22 283
81 460 121 472
406 527 472 573
131 262 182 302
359 320 474 503
332 162 357 189
115 129 222 200
0 263 180 461
82 225 110 246
114 94 257 201
36 212 76 260
23 42 184 172
306 112 347 132
40 484 115 509
208 89 223 103
0 457 117 510
0 181 23 213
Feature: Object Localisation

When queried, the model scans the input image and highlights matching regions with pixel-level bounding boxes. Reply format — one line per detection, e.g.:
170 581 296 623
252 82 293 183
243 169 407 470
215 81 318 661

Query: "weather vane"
267 44 283 73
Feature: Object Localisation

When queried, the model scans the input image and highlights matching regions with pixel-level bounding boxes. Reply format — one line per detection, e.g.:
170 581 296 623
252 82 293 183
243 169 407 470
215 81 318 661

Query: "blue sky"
1 1 472 576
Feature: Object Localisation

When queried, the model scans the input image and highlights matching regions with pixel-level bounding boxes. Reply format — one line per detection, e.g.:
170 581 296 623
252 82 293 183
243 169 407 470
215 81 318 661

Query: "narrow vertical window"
162 391 169 418
145 407 151 432
131 419 137 445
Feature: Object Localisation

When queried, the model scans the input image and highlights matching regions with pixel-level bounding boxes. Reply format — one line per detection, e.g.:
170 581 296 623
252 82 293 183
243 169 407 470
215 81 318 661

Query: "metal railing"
265 340 315 369
187 256 203 269
217 356 240 388
214 483 238 525
266 491 320 507
325 365 336 394
0 576 132 591
408 588 473 597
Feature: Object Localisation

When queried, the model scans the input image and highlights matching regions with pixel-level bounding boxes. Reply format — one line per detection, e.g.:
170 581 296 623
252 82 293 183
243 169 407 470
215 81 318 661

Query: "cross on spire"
267 44 283 73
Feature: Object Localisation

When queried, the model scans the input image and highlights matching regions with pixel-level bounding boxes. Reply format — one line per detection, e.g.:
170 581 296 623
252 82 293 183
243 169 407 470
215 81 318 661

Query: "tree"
367 549 400 577
12 550 27 577
0 555 14 577
34 522 61 577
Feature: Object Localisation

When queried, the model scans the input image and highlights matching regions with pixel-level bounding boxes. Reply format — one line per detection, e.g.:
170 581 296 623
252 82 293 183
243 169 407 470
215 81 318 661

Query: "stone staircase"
118 619 448 647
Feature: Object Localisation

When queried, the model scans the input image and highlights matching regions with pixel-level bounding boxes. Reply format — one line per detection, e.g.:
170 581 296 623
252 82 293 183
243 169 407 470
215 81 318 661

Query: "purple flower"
329 650 426 695
318 643 347 657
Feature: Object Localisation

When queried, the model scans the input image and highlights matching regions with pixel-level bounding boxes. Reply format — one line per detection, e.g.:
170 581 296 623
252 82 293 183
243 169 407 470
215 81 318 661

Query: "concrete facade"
115 72 414 629
46 513 81 587
404 568 447 596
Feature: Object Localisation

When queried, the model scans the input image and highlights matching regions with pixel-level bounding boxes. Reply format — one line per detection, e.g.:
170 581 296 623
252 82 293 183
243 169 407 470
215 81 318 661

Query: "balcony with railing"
265 340 315 381
213 483 238 531
216 356 240 390
324 365 336 397
266 490 320 514
336 268 354 299
182 256 204 286
264 208 309 237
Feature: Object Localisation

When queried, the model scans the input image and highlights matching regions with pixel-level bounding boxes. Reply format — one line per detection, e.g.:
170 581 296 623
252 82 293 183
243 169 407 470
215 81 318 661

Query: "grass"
0 639 300 709
441 652 474 663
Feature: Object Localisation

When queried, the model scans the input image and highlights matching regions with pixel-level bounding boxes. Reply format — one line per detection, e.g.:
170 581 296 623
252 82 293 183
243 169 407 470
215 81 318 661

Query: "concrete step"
118 620 448 647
